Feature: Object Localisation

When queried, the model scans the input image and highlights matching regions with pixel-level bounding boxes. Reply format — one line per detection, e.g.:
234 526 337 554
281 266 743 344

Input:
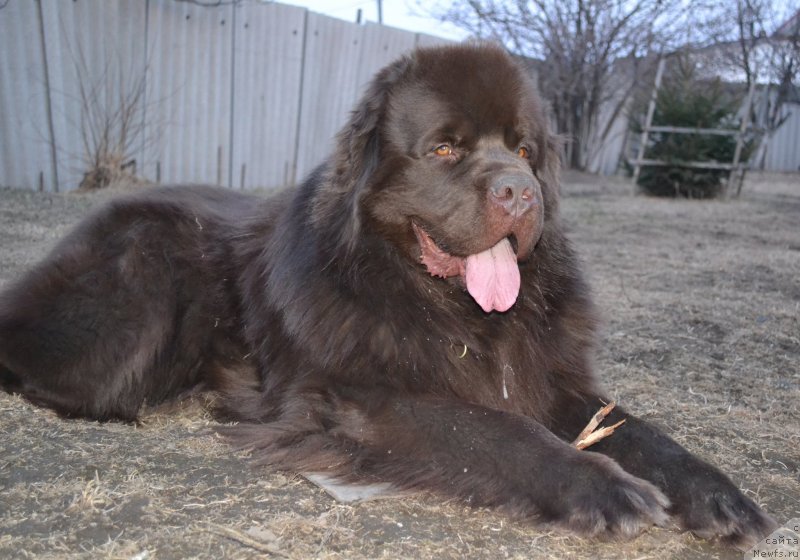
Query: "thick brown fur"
0 44 775 549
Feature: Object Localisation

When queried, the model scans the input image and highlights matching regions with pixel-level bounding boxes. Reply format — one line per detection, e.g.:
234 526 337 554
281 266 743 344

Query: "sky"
275 0 469 41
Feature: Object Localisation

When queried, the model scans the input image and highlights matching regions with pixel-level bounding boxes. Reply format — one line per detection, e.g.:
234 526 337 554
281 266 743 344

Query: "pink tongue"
465 238 520 313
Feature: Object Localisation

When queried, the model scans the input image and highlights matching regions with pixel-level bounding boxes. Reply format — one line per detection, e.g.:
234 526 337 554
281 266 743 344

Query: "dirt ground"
0 172 798 560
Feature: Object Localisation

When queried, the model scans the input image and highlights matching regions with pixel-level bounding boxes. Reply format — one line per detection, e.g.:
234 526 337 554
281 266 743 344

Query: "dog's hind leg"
0 244 177 421
0 198 222 421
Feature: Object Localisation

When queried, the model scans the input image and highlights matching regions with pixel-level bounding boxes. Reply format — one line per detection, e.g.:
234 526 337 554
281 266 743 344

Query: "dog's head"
315 43 562 313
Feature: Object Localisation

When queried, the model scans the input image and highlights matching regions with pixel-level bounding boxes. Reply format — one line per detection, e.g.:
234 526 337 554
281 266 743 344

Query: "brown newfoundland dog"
0 44 775 548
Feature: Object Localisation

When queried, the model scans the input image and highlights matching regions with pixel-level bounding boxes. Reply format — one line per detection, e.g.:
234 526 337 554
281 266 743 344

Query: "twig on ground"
207 523 288 557
572 401 626 450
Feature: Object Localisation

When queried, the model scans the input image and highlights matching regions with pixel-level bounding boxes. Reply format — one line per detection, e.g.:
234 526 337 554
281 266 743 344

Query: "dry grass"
0 173 798 559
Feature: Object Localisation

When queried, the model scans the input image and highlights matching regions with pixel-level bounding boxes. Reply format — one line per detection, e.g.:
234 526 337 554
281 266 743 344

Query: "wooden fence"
0 0 450 192
2 1 797 192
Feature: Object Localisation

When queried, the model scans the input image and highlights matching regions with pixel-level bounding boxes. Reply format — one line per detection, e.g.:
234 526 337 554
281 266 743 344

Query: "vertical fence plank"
231 3 306 191
763 101 800 172
355 23 416 91
292 12 364 181
144 1 233 186
0 1 55 192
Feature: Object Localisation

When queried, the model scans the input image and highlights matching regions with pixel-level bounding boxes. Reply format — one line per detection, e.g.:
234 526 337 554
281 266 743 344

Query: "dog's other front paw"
667 460 778 550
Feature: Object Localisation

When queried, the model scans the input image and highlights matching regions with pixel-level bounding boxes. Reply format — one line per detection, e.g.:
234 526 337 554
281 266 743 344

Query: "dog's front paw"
667 460 777 550
552 453 670 539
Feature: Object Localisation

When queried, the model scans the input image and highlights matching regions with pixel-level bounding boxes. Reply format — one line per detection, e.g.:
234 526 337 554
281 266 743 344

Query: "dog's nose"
489 175 538 216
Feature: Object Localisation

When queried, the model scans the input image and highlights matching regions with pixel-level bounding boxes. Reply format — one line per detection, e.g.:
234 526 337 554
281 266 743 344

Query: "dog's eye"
434 144 453 157
517 146 530 159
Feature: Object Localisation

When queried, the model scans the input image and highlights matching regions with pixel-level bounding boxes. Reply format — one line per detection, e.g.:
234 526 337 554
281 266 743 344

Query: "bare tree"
73 51 148 190
729 1 799 168
57 34 168 191
426 0 718 171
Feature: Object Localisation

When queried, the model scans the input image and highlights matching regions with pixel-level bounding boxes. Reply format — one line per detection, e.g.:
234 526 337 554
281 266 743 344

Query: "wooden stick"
573 401 617 443
632 56 666 186
574 419 627 450
572 402 626 450
207 523 288 557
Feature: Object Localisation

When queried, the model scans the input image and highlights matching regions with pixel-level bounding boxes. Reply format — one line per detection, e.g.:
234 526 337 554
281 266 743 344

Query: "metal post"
290 9 310 186
227 3 237 189
217 145 223 186
36 0 59 192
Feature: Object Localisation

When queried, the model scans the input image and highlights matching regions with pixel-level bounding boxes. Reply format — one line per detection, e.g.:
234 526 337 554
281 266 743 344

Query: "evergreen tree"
637 57 741 198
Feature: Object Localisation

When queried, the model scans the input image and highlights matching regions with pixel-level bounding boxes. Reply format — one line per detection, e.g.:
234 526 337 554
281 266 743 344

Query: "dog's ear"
312 55 413 257
333 58 411 185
